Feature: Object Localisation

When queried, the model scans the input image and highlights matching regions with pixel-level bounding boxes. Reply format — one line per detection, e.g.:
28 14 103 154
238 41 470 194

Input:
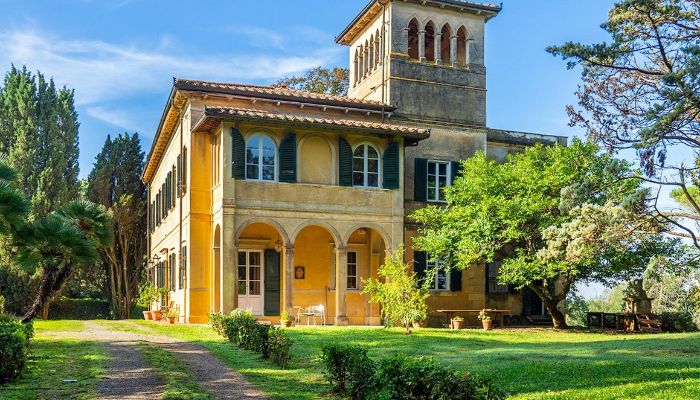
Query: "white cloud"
85 106 137 130
0 29 341 106
225 26 286 50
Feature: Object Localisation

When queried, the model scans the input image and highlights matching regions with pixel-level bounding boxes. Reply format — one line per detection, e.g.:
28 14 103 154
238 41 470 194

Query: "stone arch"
374 29 381 68
369 34 375 71
440 23 452 64
298 133 335 185
353 48 359 86
407 18 419 60
291 220 343 248
457 26 468 66
343 223 392 250
234 217 291 247
424 20 436 62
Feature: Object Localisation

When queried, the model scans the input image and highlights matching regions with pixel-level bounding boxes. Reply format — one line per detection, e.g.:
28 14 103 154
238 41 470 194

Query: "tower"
336 0 501 126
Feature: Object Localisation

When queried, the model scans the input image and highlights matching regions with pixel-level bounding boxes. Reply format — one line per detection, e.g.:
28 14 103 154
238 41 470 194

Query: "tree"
276 67 350 96
412 140 672 329
18 199 112 323
0 65 80 220
547 0 700 248
362 246 429 334
87 133 147 319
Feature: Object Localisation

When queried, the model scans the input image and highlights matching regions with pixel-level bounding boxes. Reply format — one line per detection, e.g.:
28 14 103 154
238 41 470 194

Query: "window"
179 246 187 290
246 135 277 181
168 253 176 292
156 261 165 289
427 161 450 202
487 262 509 294
427 257 449 291
347 251 358 290
440 24 451 64
171 166 177 206
182 146 188 194
353 144 380 188
425 21 435 62
177 154 182 198
457 26 468 66
407 18 419 60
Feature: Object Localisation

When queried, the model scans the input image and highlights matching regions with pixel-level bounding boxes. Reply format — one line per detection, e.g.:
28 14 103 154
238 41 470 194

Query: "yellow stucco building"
143 0 566 325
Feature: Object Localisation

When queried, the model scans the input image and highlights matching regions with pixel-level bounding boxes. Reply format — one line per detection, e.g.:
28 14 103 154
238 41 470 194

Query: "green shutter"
264 249 281 316
279 132 297 183
231 128 245 180
382 142 400 189
414 158 428 201
339 137 353 187
451 160 463 184
414 251 427 283
450 267 462 292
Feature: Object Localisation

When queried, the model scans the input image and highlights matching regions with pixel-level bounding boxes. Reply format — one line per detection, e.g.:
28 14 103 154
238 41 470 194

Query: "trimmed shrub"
211 309 293 368
320 343 376 399
0 265 38 315
0 315 33 383
268 327 293 369
658 312 698 332
48 298 111 320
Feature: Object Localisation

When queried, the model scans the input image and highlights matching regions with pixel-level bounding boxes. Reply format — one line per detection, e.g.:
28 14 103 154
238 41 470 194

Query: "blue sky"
0 0 617 175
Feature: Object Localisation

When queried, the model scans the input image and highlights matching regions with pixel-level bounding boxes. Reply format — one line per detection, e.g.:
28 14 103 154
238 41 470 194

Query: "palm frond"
54 199 113 247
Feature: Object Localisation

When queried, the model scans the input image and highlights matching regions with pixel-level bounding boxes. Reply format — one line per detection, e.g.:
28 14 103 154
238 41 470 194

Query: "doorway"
237 250 264 315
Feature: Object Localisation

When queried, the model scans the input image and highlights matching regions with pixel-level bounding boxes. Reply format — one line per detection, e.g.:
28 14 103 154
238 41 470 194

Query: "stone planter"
412 321 427 329
152 310 163 321
451 319 464 330
281 320 292 328
482 319 493 330
167 316 176 324
143 311 153 320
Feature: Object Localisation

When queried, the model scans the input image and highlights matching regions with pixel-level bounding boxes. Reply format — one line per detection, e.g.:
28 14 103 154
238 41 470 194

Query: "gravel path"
44 321 269 400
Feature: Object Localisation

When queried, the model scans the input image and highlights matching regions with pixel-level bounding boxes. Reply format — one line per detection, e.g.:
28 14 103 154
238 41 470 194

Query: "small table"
436 309 512 328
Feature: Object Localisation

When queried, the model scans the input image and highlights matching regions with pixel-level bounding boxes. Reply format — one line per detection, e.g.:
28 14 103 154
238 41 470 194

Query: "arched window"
369 35 374 71
245 134 276 181
440 24 451 64
352 144 380 188
457 26 468 66
407 19 419 60
425 21 436 62
359 45 365 79
374 29 381 68
364 40 370 75
354 49 359 86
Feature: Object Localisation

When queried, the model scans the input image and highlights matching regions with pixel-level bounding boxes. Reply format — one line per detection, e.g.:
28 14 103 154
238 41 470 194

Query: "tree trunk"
22 263 75 323
528 282 570 330
543 300 568 329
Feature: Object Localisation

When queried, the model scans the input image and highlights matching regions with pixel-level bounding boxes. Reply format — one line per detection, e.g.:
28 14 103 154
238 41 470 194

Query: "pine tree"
88 133 147 319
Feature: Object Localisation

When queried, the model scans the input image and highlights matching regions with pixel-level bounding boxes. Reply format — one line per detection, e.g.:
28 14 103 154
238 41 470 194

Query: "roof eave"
142 80 178 183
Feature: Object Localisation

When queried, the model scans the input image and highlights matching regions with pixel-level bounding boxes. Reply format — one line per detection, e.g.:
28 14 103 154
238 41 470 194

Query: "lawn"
95 320 700 400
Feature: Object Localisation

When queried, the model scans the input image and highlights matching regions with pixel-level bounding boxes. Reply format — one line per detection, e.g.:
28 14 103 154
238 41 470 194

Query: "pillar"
418 30 426 62
335 246 349 325
222 216 236 313
435 33 442 64
284 246 295 316
466 38 474 66
451 36 458 66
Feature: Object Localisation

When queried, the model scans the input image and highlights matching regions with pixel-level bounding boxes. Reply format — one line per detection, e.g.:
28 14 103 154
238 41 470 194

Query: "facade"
143 0 567 325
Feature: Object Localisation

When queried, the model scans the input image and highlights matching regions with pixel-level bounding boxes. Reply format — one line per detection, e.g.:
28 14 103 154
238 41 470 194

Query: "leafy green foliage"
362 246 429 334
268 327 293 369
320 343 377 399
0 316 33 383
276 66 350 96
45 297 111 320
412 140 672 328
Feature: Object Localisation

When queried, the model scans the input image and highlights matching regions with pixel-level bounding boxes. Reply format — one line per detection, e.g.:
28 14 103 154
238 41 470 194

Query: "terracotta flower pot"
451 319 464 330
413 321 427 329
482 319 493 330
282 320 292 328
152 310 163 321
142 311 151 320
167 316 176 324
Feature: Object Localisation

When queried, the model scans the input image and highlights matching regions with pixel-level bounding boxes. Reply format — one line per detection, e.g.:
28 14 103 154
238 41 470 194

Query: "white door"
237 250 264 315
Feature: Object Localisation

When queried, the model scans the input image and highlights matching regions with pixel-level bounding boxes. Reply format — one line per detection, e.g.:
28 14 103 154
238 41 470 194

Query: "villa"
143 0 566 324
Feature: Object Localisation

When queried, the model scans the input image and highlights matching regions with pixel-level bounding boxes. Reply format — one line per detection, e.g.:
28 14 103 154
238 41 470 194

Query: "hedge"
48 298 111 320
209 310 293 368
0 314 33 383
320 343 505 400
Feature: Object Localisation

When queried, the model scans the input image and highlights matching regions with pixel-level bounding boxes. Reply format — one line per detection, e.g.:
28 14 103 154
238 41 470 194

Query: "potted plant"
410 309 427 329
451 316 464 330
138 283 158 320
164 307 179 324
478 309 492 330
280 310 292 327
151 288 169 321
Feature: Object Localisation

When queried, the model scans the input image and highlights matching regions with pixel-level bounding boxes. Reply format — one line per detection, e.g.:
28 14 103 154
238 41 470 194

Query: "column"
418 30 426 62
451 36 458 66
466 38 474 66
335 246 349 326
435 33 442 64
284 246 295 316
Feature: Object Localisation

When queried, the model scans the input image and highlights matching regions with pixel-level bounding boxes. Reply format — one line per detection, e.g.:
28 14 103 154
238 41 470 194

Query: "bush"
0 265 38 315
211 309 293 368
47 298 111 320
268 327 294 369
658 311 698 332
320 343 376 399
0 315 33 383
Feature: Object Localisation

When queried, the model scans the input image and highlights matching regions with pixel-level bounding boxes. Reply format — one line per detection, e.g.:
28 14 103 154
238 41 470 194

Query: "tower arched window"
245 134 276 181
353 143 380 188
425 21 436 62
457 26 468 66
369 35 374 71
440 24 452 64
359 45 365 79
407 19 419 60
374 29 381 68
364 40 370 75
354 49 359 86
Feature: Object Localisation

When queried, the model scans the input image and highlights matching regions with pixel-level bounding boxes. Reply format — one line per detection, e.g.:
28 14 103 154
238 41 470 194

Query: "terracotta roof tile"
175 78 394 111
196 106 430 139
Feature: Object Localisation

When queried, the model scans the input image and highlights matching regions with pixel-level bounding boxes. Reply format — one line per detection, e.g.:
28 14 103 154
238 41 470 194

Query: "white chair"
299 305 326 326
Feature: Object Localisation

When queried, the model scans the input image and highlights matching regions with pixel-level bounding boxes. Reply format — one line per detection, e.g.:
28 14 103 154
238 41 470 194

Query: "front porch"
214 221 388 326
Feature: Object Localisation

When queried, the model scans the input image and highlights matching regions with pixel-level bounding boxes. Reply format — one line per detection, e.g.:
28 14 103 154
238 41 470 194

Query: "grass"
0 336 106 400
33 319 85 334
95 320 700 400
137 342 212 400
